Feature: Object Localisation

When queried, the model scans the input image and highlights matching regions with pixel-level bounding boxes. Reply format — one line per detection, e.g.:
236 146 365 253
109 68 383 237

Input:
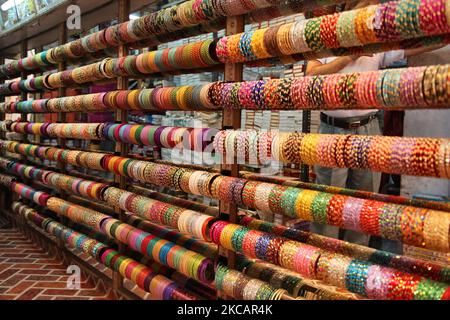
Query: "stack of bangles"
216 0 450 63
207 65 450 110
4 63 450 112
104 187 214 241
239 171 450 212
5 122 450 180
11 202 197 300
124 215 217 258
5 122 216 151
144 259 217 300
0 85 220 112
2 140 450 252
129 186 220 215
45 196 214 283
0 157 216 242
209 220 450 300
215 264 289 300
236 255 360 300
239 215 450 283
213 130 450 179
9 181 50 206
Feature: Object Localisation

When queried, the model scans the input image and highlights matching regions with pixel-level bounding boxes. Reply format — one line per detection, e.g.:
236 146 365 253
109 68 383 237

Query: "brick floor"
0 228 113 300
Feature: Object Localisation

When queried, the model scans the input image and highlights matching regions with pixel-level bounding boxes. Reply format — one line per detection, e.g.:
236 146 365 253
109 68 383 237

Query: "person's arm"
404 44 446 57
381 45 447 68
306 56 356 76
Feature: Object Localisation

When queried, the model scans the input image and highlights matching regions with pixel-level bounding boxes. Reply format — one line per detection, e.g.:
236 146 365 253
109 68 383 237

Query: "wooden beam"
221 15 244 272
112 0 130 293
57 23 67 167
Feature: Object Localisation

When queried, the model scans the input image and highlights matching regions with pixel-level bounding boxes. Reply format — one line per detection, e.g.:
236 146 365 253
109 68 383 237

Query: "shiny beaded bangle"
304 17 324 51
253 183 273 213
294 189 317 221
320 13 340 48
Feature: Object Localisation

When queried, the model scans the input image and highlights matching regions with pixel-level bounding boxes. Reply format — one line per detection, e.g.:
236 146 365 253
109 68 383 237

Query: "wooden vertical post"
57 23 67 171
221 16 244 271
56 23 69 252
112 0 130 292
19 41 31 203
0 57 4 140
0 57 4 213
34 46 44 146
20 40 28 138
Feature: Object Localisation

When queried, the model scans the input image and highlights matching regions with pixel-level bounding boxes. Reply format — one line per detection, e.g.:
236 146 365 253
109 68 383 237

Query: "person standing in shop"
305 0 444 250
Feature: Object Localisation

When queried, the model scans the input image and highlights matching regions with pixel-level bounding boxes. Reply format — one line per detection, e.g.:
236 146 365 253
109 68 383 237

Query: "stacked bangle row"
206 65 450 110
214 130 450 179
216 0 450 63
104 187 214 241
240 171 450 212
5 63 450 112
125 215 217 259
240 215 450 283
215 264 288 300
5 122 216 151
316 252 450 300
210 220 450 300
9 181 50 206
5 121 450 179
237 255 359 299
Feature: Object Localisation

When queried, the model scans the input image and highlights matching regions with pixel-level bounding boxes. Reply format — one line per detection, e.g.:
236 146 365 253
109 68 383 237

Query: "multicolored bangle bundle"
210 220 450 300
44 196 214 283
125 214 217 259
206 65 450 110
215 264 289 300
129 186 219 216
0 86 220 113
5 122 216 151
6 63 450 112
11 201 197 300
236 255 360 300
2 140 450 252
239 215 450 283
9 181 50 206
5 122 450 180
240 171 450 212
104 187 214 241
214 130 450 179
210 220 322 278
316 252 450 300
100 124 215 151
216 0 450 63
